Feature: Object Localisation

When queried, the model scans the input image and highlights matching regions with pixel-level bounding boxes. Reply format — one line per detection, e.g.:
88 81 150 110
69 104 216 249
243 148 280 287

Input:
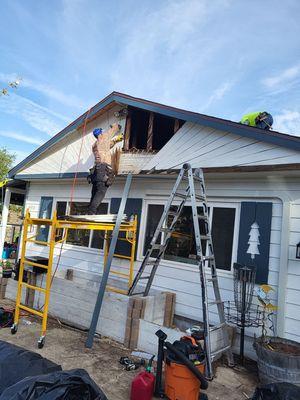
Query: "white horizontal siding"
285 201 300 341
21 173 300 341
144 121 300 170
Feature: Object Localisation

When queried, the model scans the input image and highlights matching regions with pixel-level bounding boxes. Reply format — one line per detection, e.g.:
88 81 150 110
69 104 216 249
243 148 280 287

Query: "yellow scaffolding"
12 209 138 348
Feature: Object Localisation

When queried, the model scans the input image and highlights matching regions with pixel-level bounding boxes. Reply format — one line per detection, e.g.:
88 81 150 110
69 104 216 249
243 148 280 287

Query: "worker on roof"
240 111 273 130
87 123 123 214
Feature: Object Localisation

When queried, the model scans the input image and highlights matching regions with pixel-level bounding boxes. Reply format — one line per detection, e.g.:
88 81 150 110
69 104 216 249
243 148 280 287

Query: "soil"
0 299 258 399
264 340 300 356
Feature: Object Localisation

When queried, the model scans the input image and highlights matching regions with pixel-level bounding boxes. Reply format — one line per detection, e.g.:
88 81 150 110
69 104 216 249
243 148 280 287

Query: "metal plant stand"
226 263 258 364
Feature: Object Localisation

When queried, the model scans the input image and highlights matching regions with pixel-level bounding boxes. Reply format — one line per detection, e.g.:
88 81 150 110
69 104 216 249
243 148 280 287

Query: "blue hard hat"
93 128 103 138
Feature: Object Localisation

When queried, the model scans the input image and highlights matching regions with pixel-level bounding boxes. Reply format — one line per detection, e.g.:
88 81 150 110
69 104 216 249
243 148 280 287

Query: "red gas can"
130 371 155 400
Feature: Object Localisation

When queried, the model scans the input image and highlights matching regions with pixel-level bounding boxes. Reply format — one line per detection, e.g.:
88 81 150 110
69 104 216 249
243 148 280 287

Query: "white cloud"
109 0 231 108
0 131 43 145
0 93 68 136
201 81 234 111
273 110 300 136
262 65 300 90
0 72 85 110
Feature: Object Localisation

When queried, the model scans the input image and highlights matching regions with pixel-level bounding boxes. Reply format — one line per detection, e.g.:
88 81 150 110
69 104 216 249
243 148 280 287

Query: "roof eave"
8 91 300 178
8 92 120 178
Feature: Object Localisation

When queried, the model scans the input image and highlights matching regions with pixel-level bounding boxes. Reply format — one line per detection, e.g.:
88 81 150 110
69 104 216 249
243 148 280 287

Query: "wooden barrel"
254 336 300 386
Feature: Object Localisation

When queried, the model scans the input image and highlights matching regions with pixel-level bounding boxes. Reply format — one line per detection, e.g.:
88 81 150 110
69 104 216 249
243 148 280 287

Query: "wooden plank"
124 110 131 151
146 112 154 151
174 119 180 133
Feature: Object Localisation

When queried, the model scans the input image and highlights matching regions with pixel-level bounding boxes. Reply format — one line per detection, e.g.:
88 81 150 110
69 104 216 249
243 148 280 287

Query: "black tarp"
252 382 300 400
0 369 108 400
0 340 61 394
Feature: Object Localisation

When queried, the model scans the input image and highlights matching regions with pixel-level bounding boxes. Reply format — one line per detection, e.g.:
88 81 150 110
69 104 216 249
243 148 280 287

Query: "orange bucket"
165 361 205 400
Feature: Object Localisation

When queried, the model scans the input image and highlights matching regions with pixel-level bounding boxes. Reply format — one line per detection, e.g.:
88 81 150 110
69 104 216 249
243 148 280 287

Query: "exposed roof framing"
9 91 300 178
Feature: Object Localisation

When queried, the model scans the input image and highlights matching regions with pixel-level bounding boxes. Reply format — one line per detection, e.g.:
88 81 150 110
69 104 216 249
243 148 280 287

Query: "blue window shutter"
110 198 142 258
237 202 272 284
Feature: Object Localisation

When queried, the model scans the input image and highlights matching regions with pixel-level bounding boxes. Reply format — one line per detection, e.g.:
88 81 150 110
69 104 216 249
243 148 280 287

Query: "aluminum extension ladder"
128 163 234 379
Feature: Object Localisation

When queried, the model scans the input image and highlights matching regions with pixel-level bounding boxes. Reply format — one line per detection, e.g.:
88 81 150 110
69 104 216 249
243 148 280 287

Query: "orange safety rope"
36 108 92 312
69 107 92 209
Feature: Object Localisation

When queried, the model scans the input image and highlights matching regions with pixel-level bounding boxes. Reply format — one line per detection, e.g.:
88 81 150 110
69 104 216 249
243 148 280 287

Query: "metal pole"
240 272 246 364
154 330 167 398
85 174 132 348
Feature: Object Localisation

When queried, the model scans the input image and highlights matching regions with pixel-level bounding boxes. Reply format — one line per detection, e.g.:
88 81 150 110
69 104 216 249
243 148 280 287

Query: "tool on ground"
154 329 208 400
128 163 234 379
130 356 156 400
119 356 146 371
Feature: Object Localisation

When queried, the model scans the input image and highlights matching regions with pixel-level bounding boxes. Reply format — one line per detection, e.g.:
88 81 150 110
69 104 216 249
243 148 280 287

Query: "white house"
2 92 300 350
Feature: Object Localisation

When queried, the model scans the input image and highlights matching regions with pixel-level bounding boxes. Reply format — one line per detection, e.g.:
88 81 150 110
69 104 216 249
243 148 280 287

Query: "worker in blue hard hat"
240 112 273 130
87 124 122 214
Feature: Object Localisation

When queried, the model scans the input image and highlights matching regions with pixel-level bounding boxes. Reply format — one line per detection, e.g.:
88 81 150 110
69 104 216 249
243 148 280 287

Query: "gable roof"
143 122 300 172
9 91 300 178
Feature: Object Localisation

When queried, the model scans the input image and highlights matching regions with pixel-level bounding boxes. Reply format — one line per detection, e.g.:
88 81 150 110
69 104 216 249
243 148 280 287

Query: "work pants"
88 163 114 214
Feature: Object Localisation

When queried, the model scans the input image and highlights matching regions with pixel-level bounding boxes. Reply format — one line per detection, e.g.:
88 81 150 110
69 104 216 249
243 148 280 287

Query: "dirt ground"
0 301 258 399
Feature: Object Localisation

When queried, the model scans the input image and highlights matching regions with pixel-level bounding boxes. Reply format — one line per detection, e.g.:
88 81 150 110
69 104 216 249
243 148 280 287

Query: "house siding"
19 173 300 342
144 122 300 171
285 201 300 341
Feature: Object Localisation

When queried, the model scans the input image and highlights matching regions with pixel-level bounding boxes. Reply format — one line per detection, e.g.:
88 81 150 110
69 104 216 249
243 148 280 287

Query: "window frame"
53 199 110 252
139 199 240 274
36 196 54 242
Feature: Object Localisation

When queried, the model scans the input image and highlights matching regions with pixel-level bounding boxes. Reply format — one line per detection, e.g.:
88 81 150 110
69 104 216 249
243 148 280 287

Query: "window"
37 197 53 242
211 207 236 271
56 201 67 218
90 202 109 249
110 198 143 259
55 201 108 249
66 202 90 247
164 206 207 264
56 201 68 241
143 204 164 256
143 203 236 270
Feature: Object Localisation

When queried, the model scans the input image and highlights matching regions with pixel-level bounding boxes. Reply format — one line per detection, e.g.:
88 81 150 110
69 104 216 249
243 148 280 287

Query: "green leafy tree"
0 148 15 182
0 149 15 214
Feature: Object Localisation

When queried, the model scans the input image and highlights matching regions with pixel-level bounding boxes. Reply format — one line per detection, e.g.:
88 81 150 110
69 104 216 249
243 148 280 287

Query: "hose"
164 341 208 390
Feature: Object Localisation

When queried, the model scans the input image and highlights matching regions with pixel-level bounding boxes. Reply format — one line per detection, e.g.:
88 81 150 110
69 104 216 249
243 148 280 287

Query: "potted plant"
254 285 300 386
2 260 13 278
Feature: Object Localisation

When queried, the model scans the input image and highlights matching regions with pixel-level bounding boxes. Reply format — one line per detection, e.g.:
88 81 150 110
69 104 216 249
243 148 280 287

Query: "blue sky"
1 0 300 165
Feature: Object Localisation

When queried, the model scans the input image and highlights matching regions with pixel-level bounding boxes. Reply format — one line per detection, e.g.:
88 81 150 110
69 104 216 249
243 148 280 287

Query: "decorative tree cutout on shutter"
237 202 272 284
247 221 260 260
